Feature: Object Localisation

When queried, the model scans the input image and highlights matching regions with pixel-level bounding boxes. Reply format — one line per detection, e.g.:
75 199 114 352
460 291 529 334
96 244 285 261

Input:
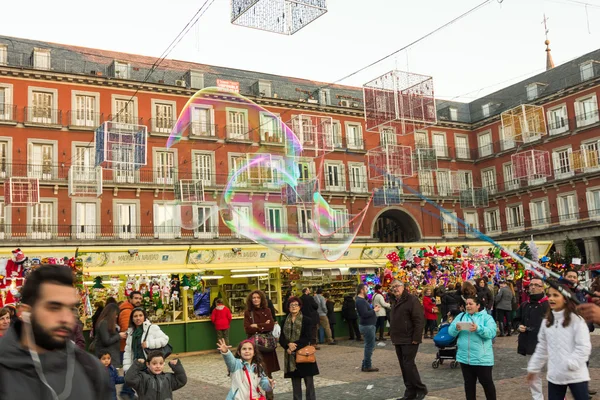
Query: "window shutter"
505 207 511 228
530 202 537 225
552 152 560 173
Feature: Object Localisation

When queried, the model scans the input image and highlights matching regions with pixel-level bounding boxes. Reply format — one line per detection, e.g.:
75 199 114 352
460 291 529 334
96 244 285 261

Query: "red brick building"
0 36 599 262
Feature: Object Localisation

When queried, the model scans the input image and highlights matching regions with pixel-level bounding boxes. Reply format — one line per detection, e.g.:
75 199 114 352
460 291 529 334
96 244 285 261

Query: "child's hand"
268 378 275 389
217 338 229 354
169 359 179 366
137 359 145 364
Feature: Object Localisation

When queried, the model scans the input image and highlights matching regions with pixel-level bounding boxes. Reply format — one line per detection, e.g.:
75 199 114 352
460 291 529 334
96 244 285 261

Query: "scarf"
283 313 303 373
132 326 145 361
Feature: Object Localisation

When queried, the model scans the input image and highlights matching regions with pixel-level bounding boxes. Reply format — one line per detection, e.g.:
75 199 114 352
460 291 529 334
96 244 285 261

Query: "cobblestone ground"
119 334 600 400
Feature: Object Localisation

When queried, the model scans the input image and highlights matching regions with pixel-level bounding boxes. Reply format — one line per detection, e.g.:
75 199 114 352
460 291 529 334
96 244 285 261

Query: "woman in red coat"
422 287 438 338
244 290 280 399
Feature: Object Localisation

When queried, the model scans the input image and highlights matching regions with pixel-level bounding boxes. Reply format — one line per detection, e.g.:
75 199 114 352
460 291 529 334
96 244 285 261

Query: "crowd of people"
1 263 600 400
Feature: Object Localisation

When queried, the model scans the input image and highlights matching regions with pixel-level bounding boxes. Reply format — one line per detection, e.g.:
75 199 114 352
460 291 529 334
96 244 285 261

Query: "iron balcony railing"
187 121 218 139
575 109 600 128
0 103 17 122
24 107 62 125
148 118 176 134
66 110 105 128
226 124 250 141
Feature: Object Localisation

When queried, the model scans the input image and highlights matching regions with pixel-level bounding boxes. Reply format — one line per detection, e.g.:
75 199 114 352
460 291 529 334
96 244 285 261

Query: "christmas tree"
92 276 105 289
563 237 582 265
518 241 532 260
182 275 191 290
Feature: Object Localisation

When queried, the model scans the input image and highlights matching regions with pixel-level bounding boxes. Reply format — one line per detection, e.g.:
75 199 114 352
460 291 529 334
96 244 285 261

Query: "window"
437 170 452 196
331 121 342 148
257 80 272 97
482 103 491 118
553 148 573 179
111 143 135 183
155 151 175 185
558 193 578 224
457 171 472 191
484 208 501 234
0 141 8 178
0 84 13 120
114 61 130 79
0 201 6 239
28 142 54 180
73 93 98 127
298 208 313 236
230 155 248 187
115 203 137 239
432 133 447 157
587 189 600 220
442 211 458 237
464 211 479 237
154 203 180 238
478 132 492 157
194 152 214 185
30 202 54 239
30 90 55 124
346 123 363 150
319 89 331 106
581 61 594 81
296 160 315 181
449 107 458 121
260 113 283 143
73 145 95 181
112 96 137 125
330 208 349 238
526 83 539 101
547 105 568 135
153 101 175 133
500 126 515 150
503 163 519 191
506 204 524 231
227 108 249 140
193 205 217 238
190 106 215 137
325 162 345 191
349 164 368 193
575 95 599 127
75 203 97 239
380 127 397 147
231 205 251 238
419 171 434 195
33 48 51 70
481 168 497 194
455 135 469 159
581 140 600 171
415 131 428 148
0 45 6 65
265 206 284 233
529 199 549 227
188 70 204 89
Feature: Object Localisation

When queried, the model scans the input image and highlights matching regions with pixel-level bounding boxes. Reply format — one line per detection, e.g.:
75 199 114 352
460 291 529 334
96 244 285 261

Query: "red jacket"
211 306 232 330
423 296 438 320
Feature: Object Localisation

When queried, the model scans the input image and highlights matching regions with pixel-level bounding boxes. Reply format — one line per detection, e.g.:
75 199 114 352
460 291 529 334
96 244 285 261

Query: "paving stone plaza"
141 334 600 400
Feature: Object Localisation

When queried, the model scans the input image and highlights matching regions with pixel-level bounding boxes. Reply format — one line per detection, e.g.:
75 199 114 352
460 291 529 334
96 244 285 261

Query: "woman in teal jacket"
449 296 497 400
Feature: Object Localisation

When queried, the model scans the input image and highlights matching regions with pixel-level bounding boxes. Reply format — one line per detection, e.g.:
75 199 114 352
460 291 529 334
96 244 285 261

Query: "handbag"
295 345 316 364
251 311 277 353
143 325 173 359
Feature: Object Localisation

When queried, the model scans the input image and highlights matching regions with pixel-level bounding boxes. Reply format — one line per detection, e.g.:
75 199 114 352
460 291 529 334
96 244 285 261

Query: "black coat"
442 290 461 313
326 300 335 325
300 294 319 323
389 291 425 345
94 320 121 367
476 286 494 310
341 296 358 321
515 295 550 356
279 315 319 378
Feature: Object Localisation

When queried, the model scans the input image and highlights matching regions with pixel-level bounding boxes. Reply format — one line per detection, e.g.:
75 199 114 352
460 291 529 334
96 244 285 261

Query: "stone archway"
371 207 422 243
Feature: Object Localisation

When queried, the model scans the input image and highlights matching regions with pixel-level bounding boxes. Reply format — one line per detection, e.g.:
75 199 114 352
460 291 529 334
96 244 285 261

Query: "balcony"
8 163 69 181
478 143 495 158
576 109 600 128
349 178 369 194
0 103 17 123
67 110 105 129
187 121 218 139
432 145 449 158
24 107 62 126
260 128 284 145
455 146 472 160
148 118 175 135
548 117 569 136
346 137 365 152
226 124 250 142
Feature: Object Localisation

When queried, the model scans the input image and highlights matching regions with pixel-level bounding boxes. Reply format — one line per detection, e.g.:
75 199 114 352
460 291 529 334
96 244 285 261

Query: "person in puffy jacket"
495 281 514 336
123 308 170 373
372 284 391 341
449 296 497 400
125 351 187 400
211 298 233 346
422 287 438 339
341 295 361 341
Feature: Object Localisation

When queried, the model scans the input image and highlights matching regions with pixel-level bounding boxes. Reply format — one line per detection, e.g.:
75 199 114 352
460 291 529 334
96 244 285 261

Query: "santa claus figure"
5 249 27 289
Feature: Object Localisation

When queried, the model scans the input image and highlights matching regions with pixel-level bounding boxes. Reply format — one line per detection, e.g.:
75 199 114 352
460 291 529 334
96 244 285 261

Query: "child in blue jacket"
99 352 125 400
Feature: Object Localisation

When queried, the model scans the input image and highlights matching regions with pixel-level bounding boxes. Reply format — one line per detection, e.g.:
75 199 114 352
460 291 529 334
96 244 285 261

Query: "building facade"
0 36 599 261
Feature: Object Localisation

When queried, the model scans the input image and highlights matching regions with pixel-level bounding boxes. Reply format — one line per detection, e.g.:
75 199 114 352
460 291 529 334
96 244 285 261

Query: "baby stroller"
431 323 459 369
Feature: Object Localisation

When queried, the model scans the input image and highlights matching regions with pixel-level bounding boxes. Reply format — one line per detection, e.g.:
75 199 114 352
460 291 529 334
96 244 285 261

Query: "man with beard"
515 277 549 400
0 265 110 399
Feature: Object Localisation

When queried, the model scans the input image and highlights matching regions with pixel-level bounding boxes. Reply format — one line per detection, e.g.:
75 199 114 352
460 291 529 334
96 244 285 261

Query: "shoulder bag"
143 324 173 359
295 345 316 364
251 311 277 353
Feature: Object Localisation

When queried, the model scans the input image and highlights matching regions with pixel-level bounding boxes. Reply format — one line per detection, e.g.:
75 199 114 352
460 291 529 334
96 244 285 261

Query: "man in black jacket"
0 265 110 399
389 280 427 400
300 287 320 347
515 277 549 400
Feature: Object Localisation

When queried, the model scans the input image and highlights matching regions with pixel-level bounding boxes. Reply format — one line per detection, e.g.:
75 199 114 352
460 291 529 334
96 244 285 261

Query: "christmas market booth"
0 241 553 353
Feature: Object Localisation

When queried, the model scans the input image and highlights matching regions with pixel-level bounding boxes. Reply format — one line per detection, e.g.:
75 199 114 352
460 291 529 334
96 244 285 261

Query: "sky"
2 0 600 102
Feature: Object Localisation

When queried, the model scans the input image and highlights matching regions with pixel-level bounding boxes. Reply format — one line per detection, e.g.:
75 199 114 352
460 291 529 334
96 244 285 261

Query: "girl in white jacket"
527 284 591 400
123 307 170 372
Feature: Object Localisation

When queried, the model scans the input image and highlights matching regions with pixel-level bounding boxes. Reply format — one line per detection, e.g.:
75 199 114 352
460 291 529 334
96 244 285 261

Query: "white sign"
572 258 581 265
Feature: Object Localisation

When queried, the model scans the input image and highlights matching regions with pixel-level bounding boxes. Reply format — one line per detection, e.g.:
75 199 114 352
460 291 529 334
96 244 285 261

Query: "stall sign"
217 79 240 93
80 250 187 268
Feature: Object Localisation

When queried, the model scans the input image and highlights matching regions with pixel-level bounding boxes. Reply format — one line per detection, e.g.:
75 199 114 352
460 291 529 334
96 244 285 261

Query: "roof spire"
542 14 554 70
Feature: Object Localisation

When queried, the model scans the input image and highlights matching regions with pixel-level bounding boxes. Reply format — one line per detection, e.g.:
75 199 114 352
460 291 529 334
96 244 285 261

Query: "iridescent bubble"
168 87 372 261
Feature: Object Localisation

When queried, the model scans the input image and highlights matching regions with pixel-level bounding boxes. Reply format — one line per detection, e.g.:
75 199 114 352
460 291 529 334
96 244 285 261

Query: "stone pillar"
554 240 567 255
584 237 600 264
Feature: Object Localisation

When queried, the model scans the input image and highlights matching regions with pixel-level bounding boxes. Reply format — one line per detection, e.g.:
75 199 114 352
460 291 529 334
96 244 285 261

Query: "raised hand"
217 338 229 354
169 359 179 366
